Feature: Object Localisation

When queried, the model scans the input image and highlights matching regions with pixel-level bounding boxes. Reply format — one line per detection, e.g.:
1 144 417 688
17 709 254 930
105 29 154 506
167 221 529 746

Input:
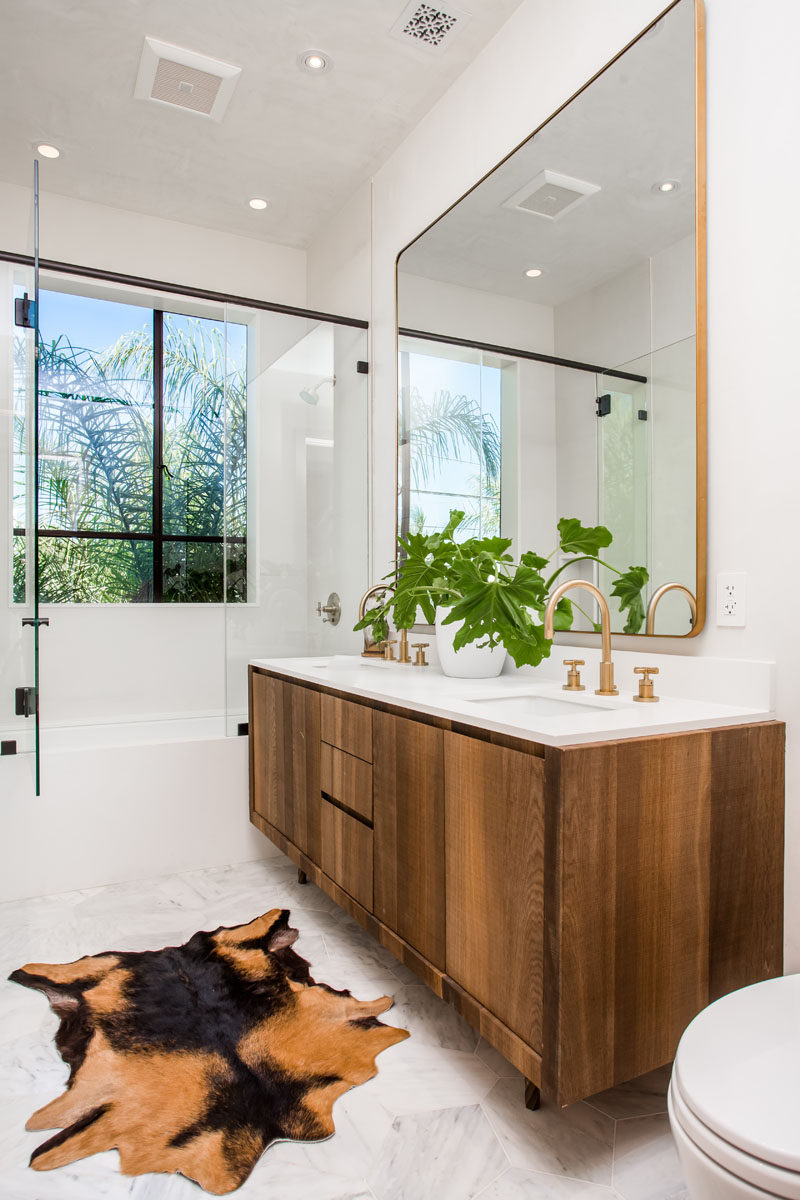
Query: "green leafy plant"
354 510 649 668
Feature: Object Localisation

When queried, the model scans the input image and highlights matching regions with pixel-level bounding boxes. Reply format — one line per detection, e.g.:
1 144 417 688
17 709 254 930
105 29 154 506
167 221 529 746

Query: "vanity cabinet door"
444 733 545 1051
250 671 290 837
285 681 321 864
373 711 445 969
250 671 320 858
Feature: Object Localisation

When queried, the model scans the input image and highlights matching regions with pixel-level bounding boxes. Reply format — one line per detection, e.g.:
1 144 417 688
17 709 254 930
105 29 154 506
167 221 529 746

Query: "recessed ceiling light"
653 179 680 194
37 144 60 159
249 198 269 210
299 50 332 73
525 268 543 278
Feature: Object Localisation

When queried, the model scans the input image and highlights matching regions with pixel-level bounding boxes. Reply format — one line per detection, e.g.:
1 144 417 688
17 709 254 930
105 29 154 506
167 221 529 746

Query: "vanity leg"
297 869 308 885
524 1081 541 1111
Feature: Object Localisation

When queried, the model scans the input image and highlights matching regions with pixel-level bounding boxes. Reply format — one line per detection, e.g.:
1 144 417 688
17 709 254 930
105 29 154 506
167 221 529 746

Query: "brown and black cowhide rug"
9 908 409 1194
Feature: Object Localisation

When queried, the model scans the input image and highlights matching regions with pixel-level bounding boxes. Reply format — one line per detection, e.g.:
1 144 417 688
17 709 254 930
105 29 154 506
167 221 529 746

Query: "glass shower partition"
1 166 41 788
596 366 650 633
597 337 697 636
223 306 369 735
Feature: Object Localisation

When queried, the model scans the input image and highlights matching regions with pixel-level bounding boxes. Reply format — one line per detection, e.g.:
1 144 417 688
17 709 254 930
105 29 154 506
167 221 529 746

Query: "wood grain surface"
373 712 445 969
249 671 289 837
319 798 373 910
320 694 373 762
708 723 784 998
444 732 545 1051
320 743 373 822
284 681 322 863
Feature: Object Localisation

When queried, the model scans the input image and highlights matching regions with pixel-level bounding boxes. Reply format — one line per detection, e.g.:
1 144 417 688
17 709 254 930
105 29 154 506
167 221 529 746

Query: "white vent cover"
390 1 471 53
503 170 601 220
134 37 242 121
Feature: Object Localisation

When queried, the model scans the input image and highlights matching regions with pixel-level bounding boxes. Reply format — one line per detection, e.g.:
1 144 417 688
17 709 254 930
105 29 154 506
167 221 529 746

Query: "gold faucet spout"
543 580 617 696
645 583 697 635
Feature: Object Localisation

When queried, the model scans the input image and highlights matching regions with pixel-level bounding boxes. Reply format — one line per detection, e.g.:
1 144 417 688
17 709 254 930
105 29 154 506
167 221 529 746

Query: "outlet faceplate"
716 572 746 627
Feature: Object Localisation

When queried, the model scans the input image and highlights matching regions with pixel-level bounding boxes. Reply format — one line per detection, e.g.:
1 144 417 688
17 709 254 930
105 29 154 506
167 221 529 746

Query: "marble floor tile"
476 1166 620 1198
476 1037 524 1079
585 1065 672 1121
481 1079 615 1185
0 853 689 1200
265 1086 393 1183
362 1042 498 1114
368 1105 508 1200
383 981 479 1052
613 1113 688 1200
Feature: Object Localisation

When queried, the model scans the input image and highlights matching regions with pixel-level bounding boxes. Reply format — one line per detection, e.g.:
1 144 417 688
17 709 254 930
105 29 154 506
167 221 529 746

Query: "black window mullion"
153 310 164 602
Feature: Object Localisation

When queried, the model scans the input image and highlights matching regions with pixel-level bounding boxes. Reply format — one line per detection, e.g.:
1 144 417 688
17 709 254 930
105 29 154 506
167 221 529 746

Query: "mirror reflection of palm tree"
399 387 501 541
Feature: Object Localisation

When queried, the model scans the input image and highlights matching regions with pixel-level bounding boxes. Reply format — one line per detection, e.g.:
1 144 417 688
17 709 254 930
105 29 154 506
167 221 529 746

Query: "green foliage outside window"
13 303 247 604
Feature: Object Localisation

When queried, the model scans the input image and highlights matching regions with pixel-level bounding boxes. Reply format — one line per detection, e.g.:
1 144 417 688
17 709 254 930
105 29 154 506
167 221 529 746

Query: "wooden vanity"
248 663 784 1106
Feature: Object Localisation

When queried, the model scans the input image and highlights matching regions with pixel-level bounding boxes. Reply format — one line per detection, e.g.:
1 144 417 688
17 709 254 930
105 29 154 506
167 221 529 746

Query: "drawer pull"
321 790 373 830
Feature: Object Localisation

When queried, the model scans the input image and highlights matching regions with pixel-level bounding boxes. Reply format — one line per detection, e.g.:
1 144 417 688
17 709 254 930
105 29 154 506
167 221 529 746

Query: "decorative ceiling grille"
403 4 459 46
391 1 470 53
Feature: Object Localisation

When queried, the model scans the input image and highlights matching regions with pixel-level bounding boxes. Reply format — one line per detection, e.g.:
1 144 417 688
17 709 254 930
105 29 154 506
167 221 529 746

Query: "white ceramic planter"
434 609 507 678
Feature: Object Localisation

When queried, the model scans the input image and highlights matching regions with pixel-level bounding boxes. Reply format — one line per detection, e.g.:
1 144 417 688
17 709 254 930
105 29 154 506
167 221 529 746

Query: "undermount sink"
463 692 623 718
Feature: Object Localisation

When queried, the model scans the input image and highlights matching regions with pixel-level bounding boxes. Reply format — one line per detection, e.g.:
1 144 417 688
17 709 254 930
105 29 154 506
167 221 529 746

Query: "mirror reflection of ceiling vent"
390 1 471 53
134 38 242 121
503 170 601 220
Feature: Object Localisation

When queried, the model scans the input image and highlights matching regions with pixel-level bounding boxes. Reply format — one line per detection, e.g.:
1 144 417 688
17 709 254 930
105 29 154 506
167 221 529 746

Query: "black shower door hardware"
15 687 36 718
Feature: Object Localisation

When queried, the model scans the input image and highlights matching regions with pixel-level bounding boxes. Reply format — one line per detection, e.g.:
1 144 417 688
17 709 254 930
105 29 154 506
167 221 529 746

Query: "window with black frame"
13 289 247 604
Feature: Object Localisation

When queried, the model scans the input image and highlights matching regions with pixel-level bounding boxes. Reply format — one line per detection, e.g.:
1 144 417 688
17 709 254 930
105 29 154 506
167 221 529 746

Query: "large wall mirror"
396 0 705 637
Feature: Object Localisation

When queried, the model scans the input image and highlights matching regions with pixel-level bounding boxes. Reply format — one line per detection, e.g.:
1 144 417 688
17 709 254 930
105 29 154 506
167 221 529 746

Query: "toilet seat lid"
673 975 800 1173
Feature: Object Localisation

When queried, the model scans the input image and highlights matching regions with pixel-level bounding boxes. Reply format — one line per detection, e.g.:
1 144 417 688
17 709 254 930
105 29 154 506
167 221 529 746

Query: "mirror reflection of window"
398 339 512 542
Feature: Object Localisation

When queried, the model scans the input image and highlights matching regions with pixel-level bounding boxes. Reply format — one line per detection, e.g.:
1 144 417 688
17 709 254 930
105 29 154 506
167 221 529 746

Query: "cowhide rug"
10 908 409 1194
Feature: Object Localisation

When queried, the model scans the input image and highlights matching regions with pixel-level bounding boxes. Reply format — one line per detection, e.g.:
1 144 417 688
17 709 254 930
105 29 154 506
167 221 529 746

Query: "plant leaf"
557 517 613 556
520 549 549 571
552 596 574 631
610 565 649 634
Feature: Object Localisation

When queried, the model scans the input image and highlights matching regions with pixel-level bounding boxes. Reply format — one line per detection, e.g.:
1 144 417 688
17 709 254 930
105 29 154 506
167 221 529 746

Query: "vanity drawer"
320 797 373 909
320 743 373 822
320 694 373 762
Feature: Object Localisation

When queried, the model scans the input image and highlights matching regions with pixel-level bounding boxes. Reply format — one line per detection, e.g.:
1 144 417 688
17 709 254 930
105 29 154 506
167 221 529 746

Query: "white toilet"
669 974 800 1198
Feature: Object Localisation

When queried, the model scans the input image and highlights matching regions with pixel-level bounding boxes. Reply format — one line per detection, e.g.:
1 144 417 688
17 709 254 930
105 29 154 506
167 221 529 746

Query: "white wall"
306 181 372 321
359 0 800 969
0 180 306 306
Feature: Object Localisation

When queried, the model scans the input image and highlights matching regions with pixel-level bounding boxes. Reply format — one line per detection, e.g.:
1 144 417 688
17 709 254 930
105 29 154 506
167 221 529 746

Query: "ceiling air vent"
134 37 242 121
503 170 601 220
390 2 471 53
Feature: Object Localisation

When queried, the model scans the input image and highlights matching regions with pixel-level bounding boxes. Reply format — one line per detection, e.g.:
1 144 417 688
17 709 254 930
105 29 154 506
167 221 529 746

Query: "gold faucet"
543 580 618 696
357 583 393 656
397 628 412 664
645 583 697 635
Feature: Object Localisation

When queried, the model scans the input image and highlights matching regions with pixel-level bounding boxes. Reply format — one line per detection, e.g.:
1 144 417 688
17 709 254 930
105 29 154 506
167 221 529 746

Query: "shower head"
299 375 336 406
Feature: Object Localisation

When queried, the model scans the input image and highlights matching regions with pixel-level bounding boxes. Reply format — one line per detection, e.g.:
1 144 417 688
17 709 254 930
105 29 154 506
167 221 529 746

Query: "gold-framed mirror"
395 0 706 638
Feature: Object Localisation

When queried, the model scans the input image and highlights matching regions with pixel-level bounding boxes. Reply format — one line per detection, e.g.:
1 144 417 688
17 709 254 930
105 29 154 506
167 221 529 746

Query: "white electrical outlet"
716 571 747 627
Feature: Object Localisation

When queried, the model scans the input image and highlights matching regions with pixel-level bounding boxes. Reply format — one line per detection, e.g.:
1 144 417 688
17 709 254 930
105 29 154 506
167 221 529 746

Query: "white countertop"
249 654 777 747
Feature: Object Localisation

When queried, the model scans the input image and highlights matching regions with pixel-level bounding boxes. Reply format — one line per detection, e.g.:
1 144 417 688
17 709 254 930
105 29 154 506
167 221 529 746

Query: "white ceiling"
0 0 523 249
399 0 696 310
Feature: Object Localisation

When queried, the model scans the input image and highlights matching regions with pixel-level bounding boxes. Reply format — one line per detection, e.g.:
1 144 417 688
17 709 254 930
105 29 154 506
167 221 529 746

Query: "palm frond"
406 389 501 488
